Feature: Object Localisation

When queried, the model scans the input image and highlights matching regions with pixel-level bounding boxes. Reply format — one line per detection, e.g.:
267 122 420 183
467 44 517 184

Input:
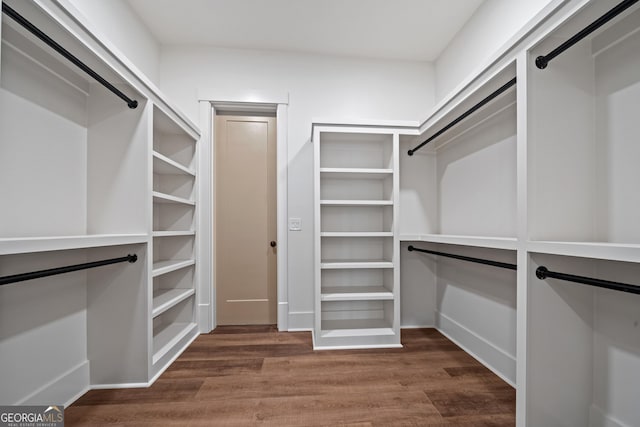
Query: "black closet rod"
536 0 639 69
1 2 138 109
408 245 517 271
536 266 640 295
0 254 138 286
408 77 516 156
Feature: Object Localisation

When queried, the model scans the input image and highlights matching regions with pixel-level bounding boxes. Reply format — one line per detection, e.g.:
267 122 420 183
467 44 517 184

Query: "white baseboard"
400 324 435 329
91 382 149 390
278 302 289 331
590 405 629 427
437 311 516 387
288 311 313 331
17 361 90 407
198 303 212 333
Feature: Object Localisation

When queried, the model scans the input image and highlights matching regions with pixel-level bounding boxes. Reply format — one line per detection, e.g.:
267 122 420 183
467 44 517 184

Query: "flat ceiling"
126 0 484 61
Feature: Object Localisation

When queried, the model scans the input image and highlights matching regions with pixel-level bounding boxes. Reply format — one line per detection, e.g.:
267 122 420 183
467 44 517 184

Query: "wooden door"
215 115 277 325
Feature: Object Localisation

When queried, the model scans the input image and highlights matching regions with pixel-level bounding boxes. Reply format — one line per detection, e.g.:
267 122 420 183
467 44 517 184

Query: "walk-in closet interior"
1 0 639 425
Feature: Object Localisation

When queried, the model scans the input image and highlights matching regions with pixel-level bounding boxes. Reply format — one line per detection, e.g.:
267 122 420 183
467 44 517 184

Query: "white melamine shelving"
320 320 395 338
527 252 640 427
321 260 395 269
152 288 195 318
524 3 640 425
320 200 393 206
399 63 517 241
152 321 197 365
153 230 195 238
320 168 393 179
0 0 154 407
150 104 198 379
152 259 195 277
398 61 519 389
0 0 201 408
153 151 195 176
0 234 147 255
529 2 640 245
400 234 518 251
527 241 640 264
153 191 195 206
314 125 400 349
321 286 394 301
321 232 394 238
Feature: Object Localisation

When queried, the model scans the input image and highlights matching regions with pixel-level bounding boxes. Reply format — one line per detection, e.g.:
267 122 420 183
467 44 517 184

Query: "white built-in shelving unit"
524 1 640 425
395 1 640 426
313 127 402 349
0 0 200 406
150 105 198 377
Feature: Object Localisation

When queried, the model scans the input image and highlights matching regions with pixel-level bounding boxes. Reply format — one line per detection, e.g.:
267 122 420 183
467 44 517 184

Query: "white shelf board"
321 286 393 301
320 200 393 207
153 151 195 176
152 288 195 318
0 233 148 255
321 260 394 269
321 232 393 238
320 168 393 180
153 322 197 364
320 319 395 338
527 241 640 264
153 231 196 238
400 234 517 250
152 259 195 277
153 191 195 206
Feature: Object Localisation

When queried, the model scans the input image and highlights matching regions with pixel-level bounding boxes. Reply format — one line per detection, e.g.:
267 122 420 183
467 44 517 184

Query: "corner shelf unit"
313 126 401 349
0 0 200 407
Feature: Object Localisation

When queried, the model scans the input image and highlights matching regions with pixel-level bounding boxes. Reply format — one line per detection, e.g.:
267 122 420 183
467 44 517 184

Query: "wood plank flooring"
66 327 515 426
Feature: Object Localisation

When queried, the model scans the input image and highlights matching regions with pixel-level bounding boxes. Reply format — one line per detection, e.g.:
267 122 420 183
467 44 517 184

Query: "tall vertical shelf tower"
150 106 199 379
313 126 402 349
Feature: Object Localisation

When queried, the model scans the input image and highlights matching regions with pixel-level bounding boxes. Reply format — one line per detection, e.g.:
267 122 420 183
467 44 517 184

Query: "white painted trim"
515 51 530 427
400 324 435 329
149 331 200 385
16 361 90 406
276 104 289 331
200 91 289 331
198 101 214 333
310 118 420 141
198 88 289 105
314 344 403 351
589 405 628 427
91 382 149 390
197 303 211 332
436 312 516 387
288 311 314 331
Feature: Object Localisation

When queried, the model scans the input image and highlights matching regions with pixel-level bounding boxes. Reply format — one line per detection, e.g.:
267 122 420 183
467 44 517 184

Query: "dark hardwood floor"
66 327 515 426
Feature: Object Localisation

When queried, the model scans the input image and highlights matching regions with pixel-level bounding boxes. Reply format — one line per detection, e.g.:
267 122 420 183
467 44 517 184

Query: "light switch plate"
289 218 302 231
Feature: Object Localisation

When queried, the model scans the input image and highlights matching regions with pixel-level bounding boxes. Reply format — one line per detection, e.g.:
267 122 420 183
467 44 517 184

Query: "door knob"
270 241 277 247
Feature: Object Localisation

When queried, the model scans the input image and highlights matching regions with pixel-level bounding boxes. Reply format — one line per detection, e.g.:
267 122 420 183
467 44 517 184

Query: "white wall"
435 0 555 102
159 46 434 329
66 0 161 84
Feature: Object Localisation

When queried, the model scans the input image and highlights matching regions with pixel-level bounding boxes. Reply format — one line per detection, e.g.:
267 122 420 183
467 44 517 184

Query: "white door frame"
197 89 289 332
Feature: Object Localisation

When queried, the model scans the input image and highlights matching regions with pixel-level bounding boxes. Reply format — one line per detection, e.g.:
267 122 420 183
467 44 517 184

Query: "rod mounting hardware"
536 265 640 295
535 0 639 70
